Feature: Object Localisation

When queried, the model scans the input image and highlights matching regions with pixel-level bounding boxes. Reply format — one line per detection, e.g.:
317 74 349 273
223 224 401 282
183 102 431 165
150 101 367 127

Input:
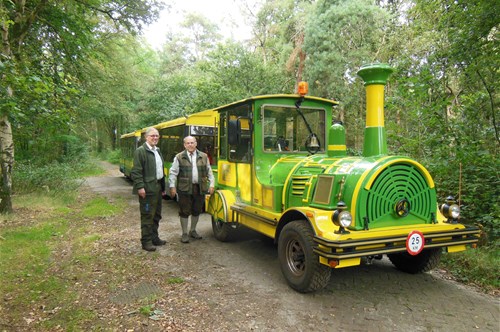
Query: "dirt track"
84 162 500 331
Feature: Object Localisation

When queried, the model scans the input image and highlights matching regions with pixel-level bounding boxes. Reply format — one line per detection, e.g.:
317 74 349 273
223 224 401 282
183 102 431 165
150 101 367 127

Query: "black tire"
208 191 233 242
388 248 442 274
211 216 233 242
278 220 331 292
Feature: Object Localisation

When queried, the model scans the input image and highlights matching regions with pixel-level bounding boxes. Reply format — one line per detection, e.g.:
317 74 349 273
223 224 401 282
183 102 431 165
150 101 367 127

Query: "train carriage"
119 110 218 182
119 130 142 178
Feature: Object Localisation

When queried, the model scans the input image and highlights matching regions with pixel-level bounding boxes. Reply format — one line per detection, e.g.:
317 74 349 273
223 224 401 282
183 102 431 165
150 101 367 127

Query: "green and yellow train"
120 63 480 292
205 63 480 292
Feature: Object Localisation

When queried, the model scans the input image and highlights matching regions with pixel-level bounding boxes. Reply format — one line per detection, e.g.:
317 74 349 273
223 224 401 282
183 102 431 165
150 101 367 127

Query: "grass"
0 189 130 330
440 245 500 292
13 192 78 211
167 276 185 284
0 218 70 306
82 196 125 218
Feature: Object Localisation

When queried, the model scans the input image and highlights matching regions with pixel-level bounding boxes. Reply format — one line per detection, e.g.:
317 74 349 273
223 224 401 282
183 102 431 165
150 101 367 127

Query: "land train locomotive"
205 63 480 292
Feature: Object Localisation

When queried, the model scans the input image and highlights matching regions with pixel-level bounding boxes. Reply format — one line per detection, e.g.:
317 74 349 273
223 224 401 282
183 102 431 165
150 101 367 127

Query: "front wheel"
388 248 442 274
278 220 331 292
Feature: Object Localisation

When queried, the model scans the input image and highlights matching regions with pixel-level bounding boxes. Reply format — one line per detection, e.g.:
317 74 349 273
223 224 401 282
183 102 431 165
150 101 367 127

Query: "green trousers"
139 184 163 245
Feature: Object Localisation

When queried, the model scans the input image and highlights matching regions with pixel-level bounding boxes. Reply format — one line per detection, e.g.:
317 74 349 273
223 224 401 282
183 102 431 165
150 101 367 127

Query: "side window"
159 125 183 162
196 134 217 165
219 112 227 160
227 104 252 163
263 108 290 151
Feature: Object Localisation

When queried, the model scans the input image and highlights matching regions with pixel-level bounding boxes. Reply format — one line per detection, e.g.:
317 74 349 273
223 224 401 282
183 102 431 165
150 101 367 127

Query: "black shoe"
153 239 167 246
142 243 157 252
190 230 202 240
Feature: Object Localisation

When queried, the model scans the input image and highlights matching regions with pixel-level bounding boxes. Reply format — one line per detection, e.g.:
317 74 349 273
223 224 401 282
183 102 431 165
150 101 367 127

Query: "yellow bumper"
313 224 480 260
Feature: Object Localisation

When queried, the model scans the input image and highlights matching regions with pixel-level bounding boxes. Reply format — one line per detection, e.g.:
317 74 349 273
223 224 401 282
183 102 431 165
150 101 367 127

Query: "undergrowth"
440 244 500 293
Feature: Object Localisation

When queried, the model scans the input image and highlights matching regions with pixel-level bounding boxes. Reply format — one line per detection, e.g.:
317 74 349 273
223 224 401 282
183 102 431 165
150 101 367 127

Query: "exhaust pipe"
357 63 393 157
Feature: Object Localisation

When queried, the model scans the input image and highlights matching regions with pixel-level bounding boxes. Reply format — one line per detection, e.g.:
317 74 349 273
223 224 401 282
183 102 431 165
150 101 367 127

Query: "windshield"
262 104 326 153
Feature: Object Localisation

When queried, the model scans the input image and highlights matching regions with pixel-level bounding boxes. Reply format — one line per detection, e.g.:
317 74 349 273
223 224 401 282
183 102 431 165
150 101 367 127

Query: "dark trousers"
139 184 163 245
177 184 204 217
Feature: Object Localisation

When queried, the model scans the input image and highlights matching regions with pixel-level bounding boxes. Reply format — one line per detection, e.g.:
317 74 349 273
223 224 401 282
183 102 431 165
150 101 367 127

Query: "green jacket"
131 143 165 195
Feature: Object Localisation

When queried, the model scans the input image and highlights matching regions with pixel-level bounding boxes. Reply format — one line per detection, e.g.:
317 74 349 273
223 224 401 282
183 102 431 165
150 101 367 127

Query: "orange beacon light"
298 81 308 96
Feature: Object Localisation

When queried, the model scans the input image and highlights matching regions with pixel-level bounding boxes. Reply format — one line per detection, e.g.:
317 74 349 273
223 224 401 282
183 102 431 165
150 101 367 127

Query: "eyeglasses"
147 135 159 138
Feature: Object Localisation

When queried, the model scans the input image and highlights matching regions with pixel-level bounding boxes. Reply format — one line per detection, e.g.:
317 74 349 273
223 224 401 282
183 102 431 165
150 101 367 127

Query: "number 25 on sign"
406 230 425 255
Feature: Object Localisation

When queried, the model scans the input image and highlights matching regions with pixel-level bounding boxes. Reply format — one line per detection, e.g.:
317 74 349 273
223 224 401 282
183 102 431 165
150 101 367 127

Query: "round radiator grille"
363 163 435 227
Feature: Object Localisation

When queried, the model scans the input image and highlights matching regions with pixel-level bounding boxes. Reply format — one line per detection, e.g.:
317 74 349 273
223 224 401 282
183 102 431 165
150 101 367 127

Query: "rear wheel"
278 220 331 292
388 248 442 274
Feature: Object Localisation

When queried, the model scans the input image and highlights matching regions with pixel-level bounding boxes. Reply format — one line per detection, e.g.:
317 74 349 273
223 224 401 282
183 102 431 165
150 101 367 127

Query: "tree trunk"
1 15 14 213
0 115 14 213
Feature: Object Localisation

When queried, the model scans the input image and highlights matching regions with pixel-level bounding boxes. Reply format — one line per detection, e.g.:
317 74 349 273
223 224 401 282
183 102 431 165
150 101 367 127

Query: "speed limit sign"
406 230 424 255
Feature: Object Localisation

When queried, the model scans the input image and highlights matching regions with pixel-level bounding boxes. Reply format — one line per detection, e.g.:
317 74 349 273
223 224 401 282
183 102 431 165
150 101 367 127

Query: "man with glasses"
131 127 167 251
169 136 215 243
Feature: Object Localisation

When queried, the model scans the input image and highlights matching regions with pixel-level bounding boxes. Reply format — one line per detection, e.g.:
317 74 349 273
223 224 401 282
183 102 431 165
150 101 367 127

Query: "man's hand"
138 188 146 199
208 187 215 195
170 187 176 199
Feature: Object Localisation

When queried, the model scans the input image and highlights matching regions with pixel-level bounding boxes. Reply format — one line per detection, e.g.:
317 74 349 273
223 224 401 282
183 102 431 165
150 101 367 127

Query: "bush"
426 150 499 245
13 161 82 195
106 149 122 164
441 245 500 292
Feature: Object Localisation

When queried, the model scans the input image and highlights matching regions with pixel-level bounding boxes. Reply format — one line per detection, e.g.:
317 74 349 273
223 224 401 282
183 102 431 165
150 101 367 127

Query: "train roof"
119 130 141 139
206 94 338 112
152 109 217 130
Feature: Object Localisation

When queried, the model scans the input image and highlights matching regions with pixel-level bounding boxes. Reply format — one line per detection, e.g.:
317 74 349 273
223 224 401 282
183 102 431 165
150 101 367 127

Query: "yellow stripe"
328 144 347 151
366 85 385 127
364 158 435 190
282 157 312 205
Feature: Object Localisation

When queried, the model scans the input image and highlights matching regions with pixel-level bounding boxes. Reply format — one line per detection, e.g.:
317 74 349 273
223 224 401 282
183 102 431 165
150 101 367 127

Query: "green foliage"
304 0 393 150
143 41 290 125
426 144 499 241
1 0 164 213
13 161 81 195
106 148 123 164
77 159 106 177
139 304 154 316
383 0 499 244
305 0 393 97
15 132 90 166
441 246 500 291
12 157 103 195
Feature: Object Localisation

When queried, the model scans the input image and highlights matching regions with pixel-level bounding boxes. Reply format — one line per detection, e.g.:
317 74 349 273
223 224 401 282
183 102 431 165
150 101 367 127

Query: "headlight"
338 211 353 228
449 204 460 219
440 195 460 223
332 201 352 234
